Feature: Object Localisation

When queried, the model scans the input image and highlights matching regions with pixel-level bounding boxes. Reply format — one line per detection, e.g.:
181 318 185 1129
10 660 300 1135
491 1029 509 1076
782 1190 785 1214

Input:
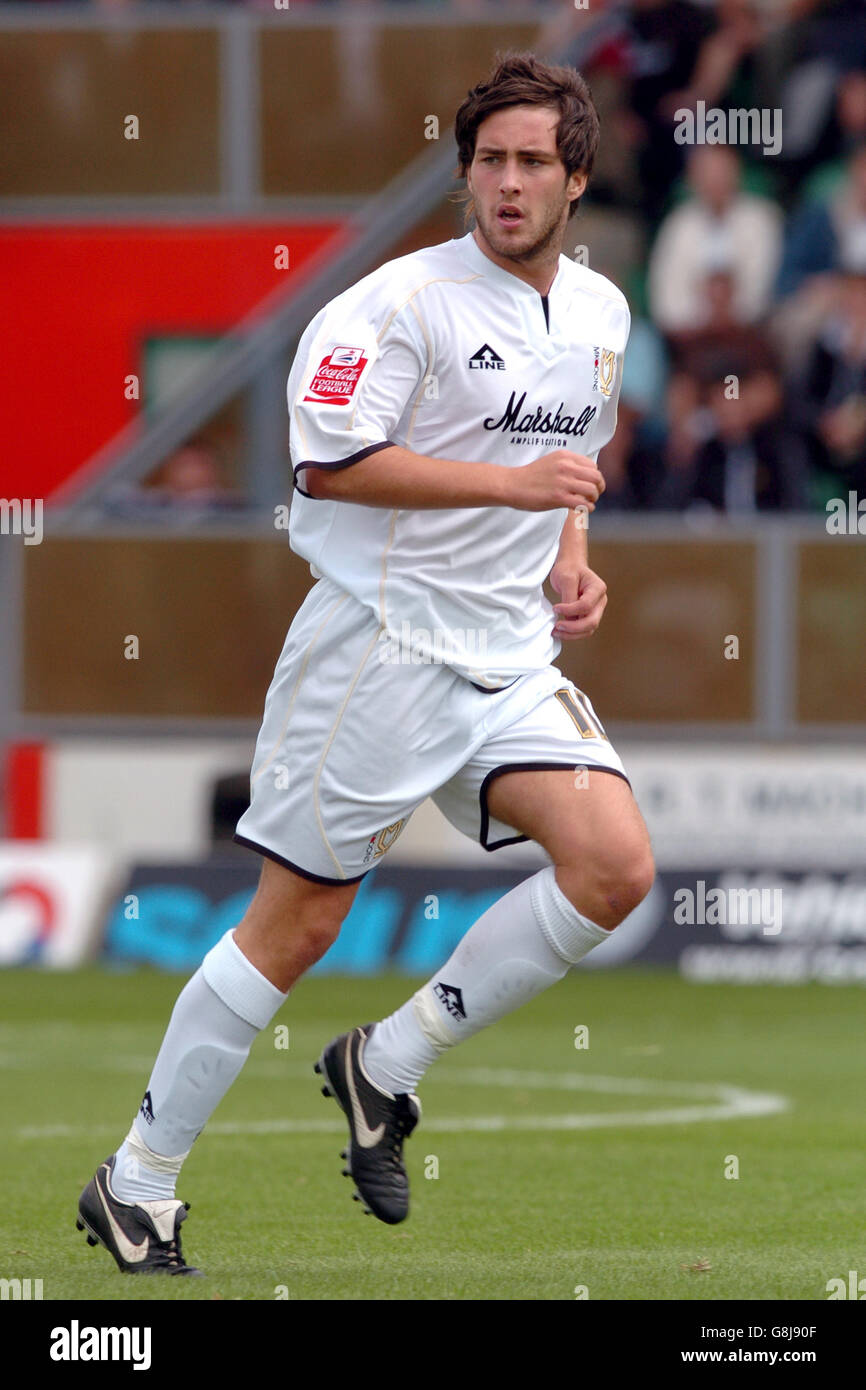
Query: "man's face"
466 105 586 266
687 147 739 212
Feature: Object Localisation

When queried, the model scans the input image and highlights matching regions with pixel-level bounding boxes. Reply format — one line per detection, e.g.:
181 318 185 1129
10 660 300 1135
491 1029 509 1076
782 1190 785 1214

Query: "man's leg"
78 858 358 1272
363 769 654 1090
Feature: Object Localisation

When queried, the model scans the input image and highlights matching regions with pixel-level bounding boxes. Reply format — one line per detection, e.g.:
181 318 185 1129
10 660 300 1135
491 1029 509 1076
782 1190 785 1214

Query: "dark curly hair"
454 52 600 221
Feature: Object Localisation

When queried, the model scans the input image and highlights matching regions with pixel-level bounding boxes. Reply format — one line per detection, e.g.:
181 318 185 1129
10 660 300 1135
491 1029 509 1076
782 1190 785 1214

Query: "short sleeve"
288 287 427 498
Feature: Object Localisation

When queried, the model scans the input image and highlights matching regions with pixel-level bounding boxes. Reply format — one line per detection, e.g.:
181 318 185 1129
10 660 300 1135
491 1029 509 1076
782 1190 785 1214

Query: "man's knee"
557 843 655 929
249 876 351 944
274 915 342 977
234 861 358 988
606 849 655 921
289 911 343 953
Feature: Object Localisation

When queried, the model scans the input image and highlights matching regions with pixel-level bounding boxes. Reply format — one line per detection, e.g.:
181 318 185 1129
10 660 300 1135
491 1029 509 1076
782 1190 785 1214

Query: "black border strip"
479 761 632 851
470 677 519 695
292 441 396 499
232 832 370 887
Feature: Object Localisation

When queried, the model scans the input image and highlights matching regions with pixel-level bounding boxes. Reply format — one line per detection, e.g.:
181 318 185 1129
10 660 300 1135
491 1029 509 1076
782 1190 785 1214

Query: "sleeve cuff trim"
293 441 395 499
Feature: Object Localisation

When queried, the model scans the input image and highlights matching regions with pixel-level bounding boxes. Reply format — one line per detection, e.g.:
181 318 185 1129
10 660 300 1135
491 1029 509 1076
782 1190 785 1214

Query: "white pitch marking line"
12 1068 788 1139
13 1053 788 1106
0 1050 773 1102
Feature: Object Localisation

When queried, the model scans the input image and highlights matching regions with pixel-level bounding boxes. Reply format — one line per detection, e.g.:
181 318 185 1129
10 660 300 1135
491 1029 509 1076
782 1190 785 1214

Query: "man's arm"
555 505 589 570
549 506 608 640
301 444 605 514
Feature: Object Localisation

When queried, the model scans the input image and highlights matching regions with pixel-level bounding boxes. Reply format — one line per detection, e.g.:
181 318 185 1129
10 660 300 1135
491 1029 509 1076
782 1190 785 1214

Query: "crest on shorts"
363 819 406 864
591 347 617 398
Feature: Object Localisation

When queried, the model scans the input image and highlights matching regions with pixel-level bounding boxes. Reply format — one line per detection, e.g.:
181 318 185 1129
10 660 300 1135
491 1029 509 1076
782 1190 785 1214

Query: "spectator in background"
801 69 866 204
761 0 866 192
597 316 670 509
788 271 866 500
777 140 866 297
147 443 236 505
620 0 715 217
104 441 243 519
623 0 764 218
648 144 783 334
540 0 755 217
663 269 802 510
773 140 866 374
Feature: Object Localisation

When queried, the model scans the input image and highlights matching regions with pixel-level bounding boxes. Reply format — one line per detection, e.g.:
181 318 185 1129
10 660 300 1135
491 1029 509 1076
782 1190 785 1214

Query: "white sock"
113 1124 190 1203
112 929 287 1204
363 867 609 1094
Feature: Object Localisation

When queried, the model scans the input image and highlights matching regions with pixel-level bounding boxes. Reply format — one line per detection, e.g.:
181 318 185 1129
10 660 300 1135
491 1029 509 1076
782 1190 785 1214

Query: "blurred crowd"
8 0 864 514
549 0 866 513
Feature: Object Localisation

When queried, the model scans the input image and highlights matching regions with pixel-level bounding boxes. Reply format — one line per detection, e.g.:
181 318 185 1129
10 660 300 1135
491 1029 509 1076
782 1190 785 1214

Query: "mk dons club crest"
592 347 617 398
363 819 406 864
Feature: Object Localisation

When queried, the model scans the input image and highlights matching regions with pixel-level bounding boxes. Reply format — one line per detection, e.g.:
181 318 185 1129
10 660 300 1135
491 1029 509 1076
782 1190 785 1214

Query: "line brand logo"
469 343 505 370
434 981 466 1020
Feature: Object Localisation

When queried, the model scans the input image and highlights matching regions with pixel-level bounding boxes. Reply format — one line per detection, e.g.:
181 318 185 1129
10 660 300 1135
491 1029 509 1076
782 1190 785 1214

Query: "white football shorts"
234 577 629 884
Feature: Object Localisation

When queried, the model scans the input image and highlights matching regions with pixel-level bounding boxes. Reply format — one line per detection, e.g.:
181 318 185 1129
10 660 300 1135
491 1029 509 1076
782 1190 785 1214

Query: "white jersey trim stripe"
312 622 387 878
405 296 434 445
376 273 482 342
378 508 399 630
251 591 349 788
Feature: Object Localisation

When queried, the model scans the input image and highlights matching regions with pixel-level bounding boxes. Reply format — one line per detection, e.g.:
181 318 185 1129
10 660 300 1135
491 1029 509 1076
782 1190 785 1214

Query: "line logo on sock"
434 982 466 1021
139 1091 154 1126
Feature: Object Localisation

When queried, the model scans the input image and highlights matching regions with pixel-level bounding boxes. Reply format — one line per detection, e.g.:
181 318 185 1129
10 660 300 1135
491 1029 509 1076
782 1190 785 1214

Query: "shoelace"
151 1203 191 1270
388 1100 417 1157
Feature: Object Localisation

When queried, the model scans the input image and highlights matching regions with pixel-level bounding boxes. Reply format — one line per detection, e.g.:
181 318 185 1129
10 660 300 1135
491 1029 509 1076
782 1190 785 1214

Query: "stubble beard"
475 194 570 268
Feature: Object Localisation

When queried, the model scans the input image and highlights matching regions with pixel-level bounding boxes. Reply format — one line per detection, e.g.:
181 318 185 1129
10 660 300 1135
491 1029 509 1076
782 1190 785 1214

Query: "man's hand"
550 561 608 640
507 450 606 512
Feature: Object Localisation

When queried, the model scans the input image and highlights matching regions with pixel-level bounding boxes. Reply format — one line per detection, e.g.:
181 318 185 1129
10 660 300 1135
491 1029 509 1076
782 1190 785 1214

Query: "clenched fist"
506 450 606 512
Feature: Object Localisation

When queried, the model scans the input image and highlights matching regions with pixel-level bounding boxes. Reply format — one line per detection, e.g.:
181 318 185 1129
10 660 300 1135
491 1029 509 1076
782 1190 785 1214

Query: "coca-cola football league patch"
303 345 369 406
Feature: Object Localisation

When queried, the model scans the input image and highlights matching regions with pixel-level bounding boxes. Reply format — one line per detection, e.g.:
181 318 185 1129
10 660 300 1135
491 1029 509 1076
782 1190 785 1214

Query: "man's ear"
567 170 588 206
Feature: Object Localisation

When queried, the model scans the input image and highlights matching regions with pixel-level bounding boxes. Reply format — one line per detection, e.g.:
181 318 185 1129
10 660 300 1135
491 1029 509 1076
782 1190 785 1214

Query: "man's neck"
472 228 561 296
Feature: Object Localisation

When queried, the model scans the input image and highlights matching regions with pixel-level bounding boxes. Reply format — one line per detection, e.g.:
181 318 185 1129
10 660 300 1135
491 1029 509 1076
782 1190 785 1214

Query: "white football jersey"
287 231 630 688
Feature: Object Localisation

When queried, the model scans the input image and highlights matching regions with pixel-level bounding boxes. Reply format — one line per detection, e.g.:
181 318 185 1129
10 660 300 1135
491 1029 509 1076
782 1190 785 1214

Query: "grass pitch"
0 966 862 1301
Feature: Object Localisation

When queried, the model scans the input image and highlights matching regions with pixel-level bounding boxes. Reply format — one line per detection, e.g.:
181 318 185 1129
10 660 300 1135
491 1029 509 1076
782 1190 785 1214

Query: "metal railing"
1 513 862 747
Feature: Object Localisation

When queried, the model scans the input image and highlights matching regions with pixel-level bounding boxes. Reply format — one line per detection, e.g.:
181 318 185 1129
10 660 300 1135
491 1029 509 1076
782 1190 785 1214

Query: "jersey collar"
456 231 562 301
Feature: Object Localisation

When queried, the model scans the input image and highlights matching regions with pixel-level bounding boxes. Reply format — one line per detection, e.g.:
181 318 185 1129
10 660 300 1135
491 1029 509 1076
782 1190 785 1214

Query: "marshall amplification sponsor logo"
303 345 369 405
363 819 407 865
592 347 617 397
484 390 596 440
